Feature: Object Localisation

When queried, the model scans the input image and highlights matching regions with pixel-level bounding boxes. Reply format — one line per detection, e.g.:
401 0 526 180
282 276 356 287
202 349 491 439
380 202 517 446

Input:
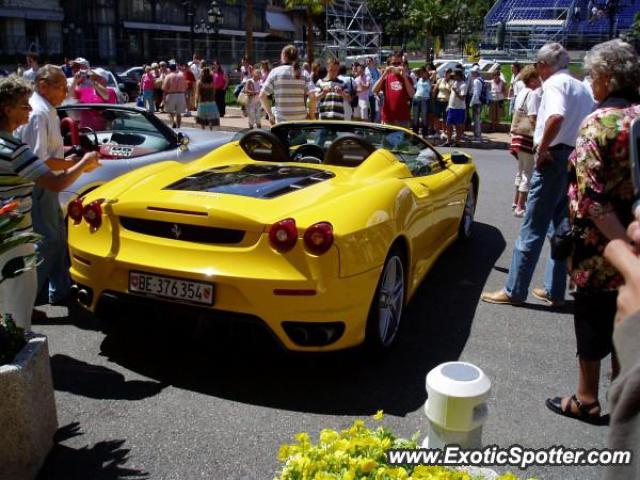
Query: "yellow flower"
277 444 290 462
320 429 339 445
295 432 311 445
358 458 377 473
373 410 384 421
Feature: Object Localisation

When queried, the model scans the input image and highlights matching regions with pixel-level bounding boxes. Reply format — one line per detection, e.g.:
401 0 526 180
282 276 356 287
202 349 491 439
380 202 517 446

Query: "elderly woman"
509 65 542 217
0 76 99 331
546 39 640 425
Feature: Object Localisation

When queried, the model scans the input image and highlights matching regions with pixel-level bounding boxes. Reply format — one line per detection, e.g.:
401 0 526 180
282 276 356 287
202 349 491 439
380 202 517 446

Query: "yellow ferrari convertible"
67 121 478 352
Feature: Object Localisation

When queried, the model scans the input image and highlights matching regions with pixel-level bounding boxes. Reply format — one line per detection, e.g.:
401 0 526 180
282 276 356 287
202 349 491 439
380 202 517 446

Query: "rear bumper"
69 236 381 352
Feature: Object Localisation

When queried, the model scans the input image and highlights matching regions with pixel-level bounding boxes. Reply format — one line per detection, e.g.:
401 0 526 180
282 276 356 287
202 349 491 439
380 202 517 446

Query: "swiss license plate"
129 271 214 306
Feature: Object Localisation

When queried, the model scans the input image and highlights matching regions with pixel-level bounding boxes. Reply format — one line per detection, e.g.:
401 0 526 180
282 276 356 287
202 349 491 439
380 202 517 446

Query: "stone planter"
0 334 58 480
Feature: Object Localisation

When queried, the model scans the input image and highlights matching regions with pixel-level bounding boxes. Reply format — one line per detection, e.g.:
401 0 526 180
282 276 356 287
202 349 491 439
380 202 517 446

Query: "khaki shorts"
164 93 186 114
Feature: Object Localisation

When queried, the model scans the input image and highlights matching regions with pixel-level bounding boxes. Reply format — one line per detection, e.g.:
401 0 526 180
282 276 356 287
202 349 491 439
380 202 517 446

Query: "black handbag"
549 221 575 260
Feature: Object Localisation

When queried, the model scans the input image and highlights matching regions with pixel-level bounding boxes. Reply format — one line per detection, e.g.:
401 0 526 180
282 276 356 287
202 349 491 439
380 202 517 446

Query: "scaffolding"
324 0 381 59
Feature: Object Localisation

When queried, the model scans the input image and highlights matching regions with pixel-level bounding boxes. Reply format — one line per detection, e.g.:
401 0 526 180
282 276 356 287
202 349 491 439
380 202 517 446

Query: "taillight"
82 199 104 230
68 198 84 225
269 218 298 252
303 222 334 255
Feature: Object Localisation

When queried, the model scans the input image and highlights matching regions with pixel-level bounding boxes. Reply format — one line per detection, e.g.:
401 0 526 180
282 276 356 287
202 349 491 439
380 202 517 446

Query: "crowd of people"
478 40 640 479
3 39 640 478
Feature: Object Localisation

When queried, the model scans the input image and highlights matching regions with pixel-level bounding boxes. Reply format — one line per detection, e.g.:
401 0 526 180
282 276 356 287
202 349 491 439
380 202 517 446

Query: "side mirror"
177 132 189 151
451 151 470 164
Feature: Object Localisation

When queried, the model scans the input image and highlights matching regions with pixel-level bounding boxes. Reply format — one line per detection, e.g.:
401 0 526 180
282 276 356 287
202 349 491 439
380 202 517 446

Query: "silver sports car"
56 104 233 209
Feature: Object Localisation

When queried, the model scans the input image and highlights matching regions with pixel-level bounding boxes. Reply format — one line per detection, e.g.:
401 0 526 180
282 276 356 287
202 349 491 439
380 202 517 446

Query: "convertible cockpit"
238 122 444 177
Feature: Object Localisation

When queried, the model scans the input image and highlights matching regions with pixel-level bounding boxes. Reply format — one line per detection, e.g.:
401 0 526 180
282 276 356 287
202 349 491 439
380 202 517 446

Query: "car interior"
239 125 444 177
58 107 173 159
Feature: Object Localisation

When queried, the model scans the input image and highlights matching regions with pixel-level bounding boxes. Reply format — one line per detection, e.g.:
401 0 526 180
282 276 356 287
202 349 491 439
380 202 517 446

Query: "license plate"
129 271 214 306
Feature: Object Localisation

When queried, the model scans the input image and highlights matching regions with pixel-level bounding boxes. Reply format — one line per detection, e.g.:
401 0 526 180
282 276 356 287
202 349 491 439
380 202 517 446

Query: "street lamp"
193 0 224 60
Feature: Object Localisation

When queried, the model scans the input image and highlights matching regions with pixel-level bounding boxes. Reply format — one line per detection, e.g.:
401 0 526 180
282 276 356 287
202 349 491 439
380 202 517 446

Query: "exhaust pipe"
77 289 91 306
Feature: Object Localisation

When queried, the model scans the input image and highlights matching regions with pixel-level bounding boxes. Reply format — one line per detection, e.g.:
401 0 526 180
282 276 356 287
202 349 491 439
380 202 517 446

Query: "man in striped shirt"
316 59 350 120
0 75 99 329
260 45 317 124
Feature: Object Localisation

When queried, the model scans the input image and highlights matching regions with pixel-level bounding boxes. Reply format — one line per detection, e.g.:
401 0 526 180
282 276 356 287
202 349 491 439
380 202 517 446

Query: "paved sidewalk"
155 106 511 150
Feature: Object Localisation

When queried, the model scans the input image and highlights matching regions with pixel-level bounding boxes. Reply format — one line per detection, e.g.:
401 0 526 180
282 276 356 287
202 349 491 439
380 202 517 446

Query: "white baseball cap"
91 67 110 82
71 57 90 68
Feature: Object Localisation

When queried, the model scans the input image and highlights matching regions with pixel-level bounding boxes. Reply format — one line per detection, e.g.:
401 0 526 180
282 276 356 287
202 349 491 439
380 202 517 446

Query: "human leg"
504 156 569 301
473 104 482 138
31 188 71 303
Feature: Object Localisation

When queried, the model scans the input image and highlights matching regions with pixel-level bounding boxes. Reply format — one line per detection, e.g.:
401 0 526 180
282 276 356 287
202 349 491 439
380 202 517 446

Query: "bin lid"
426 361 491 398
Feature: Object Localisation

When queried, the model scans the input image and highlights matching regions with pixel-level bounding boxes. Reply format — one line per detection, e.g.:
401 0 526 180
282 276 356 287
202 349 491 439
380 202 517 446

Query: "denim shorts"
446 108 465 125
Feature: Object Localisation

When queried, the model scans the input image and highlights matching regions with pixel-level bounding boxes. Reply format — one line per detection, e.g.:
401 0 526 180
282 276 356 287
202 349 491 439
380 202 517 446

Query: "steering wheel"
78 126 99 151
324 134 376 167
291 144 324 164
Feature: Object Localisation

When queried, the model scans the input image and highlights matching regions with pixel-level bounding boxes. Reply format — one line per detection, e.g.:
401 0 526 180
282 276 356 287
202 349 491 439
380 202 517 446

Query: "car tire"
365 247 406 352
458 184 476 241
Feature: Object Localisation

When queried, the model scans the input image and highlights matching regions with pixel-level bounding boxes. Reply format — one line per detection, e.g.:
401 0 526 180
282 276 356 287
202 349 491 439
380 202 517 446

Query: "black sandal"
545 394 608 426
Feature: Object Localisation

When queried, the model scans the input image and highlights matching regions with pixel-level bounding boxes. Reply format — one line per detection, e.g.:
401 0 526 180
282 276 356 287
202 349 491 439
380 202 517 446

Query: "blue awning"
266 11 296 33
0 7 64 22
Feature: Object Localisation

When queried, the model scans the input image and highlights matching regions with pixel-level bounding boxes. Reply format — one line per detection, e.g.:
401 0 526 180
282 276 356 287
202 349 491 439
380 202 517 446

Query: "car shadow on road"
97 221 505 417
38 422 148 480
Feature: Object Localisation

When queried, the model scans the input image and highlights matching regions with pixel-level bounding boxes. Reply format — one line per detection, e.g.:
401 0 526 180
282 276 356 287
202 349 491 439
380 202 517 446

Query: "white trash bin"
422 362 491 449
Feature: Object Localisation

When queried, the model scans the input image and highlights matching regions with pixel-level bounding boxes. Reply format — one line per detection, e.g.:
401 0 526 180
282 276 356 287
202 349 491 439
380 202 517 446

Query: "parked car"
110 70 139 103
56 103 233 210
118 66 144 83
66 121 478 353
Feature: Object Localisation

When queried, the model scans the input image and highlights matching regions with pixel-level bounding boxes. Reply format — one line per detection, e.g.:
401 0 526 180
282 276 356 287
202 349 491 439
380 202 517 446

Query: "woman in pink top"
212 61 228 117
75 68 117 131
139 66 156 112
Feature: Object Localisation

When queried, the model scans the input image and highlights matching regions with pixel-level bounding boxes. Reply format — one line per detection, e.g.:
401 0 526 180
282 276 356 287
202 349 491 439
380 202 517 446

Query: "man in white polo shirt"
482 42 594 306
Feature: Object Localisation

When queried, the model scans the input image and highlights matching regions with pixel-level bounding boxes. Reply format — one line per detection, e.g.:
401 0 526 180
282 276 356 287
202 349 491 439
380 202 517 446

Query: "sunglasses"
391 62 402 66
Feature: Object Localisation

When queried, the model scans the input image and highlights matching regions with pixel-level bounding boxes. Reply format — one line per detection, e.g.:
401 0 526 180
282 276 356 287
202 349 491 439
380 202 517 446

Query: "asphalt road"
35 148 611 480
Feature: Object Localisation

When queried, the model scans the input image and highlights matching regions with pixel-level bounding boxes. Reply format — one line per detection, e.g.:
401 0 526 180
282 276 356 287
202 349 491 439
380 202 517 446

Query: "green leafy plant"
274 412 529 480
0 200 42 365
0 314 26 366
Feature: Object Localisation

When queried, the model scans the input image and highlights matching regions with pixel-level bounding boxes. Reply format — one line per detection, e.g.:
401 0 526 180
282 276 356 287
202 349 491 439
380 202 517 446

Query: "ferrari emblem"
171 224 182 239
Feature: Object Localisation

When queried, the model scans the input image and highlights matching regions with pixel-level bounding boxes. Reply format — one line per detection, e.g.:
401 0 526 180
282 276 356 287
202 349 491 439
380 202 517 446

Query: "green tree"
285 0 332 63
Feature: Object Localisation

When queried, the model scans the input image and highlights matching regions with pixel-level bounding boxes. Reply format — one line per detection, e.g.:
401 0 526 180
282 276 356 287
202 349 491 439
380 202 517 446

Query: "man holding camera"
372 51 415 128
316 59 349 120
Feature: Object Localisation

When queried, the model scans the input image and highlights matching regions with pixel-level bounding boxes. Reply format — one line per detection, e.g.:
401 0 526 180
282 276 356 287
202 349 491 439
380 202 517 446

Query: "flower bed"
274 412 532 480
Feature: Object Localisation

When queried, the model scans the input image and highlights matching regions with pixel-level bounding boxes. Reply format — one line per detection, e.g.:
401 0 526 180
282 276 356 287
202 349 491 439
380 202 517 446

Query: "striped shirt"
0 131 49 234
316 78 346 120
261 65 317 123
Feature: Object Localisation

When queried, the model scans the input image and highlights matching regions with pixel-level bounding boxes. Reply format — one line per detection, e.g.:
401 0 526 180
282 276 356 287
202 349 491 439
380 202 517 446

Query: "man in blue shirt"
366 57 381 122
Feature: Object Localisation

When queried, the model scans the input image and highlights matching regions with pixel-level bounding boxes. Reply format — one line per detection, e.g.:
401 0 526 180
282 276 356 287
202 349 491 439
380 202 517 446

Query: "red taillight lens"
68 198 84 225
82 200 103 230
303 222 334 255
269 218 298 252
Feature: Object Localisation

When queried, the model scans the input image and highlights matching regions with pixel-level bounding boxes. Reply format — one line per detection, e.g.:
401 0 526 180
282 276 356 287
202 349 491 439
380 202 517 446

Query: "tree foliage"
368 0 493 46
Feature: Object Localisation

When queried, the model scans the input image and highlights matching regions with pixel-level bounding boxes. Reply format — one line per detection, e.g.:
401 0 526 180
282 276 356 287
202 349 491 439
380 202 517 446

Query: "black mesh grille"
120 217 245 244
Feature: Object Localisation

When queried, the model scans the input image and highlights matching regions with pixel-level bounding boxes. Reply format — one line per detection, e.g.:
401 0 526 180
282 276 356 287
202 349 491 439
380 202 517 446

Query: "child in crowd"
411 66 431 137
244 65 263 129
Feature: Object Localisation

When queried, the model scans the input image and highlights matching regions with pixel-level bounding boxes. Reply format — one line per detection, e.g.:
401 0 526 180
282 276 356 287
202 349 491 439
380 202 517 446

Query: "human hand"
80 151 101 172
604 239 640 325
535 148 553 170
628 220 640 247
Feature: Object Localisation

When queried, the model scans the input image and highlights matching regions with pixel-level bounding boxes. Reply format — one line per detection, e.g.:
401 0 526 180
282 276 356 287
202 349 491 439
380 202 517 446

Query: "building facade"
61 0 297 67
0 0 64 61
0 0 299 67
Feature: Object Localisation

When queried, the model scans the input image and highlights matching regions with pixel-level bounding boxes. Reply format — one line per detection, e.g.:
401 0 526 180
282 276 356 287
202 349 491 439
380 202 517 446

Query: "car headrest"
324 134 376 167
238 130 289 162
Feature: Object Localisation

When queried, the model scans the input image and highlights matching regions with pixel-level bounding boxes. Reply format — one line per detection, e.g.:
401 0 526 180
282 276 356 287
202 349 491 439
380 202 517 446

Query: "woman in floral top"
546 39 640 425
